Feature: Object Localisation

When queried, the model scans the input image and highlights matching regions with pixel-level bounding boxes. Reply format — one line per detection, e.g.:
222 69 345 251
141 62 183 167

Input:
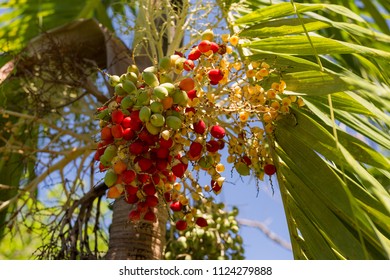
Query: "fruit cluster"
94 30 304 230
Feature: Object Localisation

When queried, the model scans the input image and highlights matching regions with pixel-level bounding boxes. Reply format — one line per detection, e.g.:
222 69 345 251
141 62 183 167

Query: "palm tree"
0 0 389 260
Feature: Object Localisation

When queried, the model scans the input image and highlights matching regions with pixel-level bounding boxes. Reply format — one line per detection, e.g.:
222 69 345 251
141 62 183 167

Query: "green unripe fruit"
146 122 160 135
166 115 182 130
135 90 150 106
143 66 157 73
174 57 186 71
121 96 135 110
127 64 139 76
150 113 165 127
124 71 139 84
103 145 117 159
99 154 111 167
139 106 152 122
142 71 159 87
159 57 171 71
159 73 173 83
104 170 118 187
153 86 169 99
173 90 189 106
201 29 214 41
114 83 127 96
160 83 176 95
122 80 137 94
109 75 120 86
234 161 250 176
150 101 164 114
198 155 214 169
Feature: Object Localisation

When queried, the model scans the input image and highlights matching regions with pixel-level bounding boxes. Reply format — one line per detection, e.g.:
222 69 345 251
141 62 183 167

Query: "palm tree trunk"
105 200 168 259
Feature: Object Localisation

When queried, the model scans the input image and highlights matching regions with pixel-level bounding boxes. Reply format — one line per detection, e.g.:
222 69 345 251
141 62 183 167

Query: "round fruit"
142 71 159 87
264 164 276 175
145 195 159 207
101 126 113 140
171 162 187 178
210 42 219 53
198 40 211 53
122 80 137 94
150 113 165 127
189 142 203 158
150 101 164 114
111 124 124 139
128 210 141 221
176 220 188 231
210 125 226 139
159 83 176 95
153 86 169 99
144 211 157 222
195 217 208 227
183 59 195 71
193 120 206 134
146 122 161 135
111 109 125 124
166 116 182 130
122 169 136 184
201 29 214 41
208 69 224 84
143 183 156 196
104 170 118 187
170 201 183 212
188 47 201 60
172 90 189 106
159 56 171 71
178 77 195 92
139 106 151 122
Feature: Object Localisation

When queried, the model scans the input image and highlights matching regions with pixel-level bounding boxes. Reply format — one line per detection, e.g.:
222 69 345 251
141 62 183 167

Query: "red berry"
264 164 276 176
170 201 183 212
125 185 138 195
206 140 220 153
101 126 113 140
144 211 157 222
156 147 170 159
186 89 197 100
211 180 222 194
137 173 150 184
121 116 132 128
175 220 188 231
195 217 208 227
198 40 211 53
112 109 124 124
193 120 207 134
122 169 136 184
172 162 187 178
129 141 144 155
188 47 201 60
210 125 225 139
183 59 195 71
138 157 153 172
189 142 203 157
143 183 156 196
111 124 124 139
210 42 219 53
156 159 169 171
145 195 159 207
125 193 139 204
208 69 224 84
159 137 173 149
164 192 172 202
123 128 135 140
128 210 141 221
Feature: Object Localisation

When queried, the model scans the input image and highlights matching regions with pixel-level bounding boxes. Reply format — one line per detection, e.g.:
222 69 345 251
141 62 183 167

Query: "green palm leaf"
228 0 390 259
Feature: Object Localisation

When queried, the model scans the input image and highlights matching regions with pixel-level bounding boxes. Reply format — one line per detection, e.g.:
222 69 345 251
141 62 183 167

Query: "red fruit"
172 163 187 178
264 164 276 176
186 89 197 100
94 151 100 161
193 120 207 134
242 155 252 166
179 77 195 92
156 159 168 171
152 173 161 185
210 42 219 53
138 173 150 184
101 126 113 140
210 125 225 139
111 124 124 139
144 211 157 222
137 201 148 213
112 109 125 124
156 147 170 159
164 192 172 202
128 210 141 221
125 185 138 195
189 142 203 157
198 40 211 53
183 59 195 71
145 195 159 207
139 129 158 146
122 169 136 184
129 141 144 155
130 110 141 122
170 201 183 212
195 217 208 227
185 107 196 115
208 69 224 84
124 193 139 204
123 128 135 140
143 183 156 196
129 110 142 131
206 140 220 153
159 137 173 149
99 162 108 172
218 139 225 149
188 47 201 60
211 180 222 194
121 116 132 128
175 220 188 231
138 157 153 172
